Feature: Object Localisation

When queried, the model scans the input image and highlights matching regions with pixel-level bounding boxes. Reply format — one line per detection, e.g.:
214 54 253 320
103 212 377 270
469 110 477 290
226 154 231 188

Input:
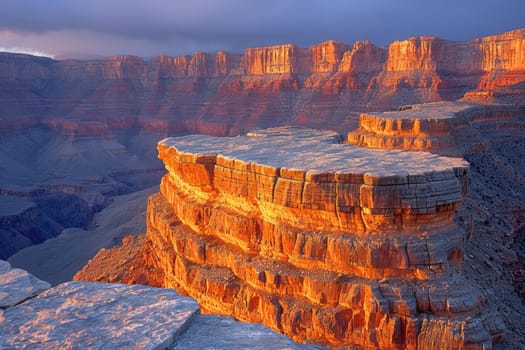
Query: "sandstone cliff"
347 102 525 152
141 126 503 349
1 260 318 349
1 28 524 137
72 99 525 348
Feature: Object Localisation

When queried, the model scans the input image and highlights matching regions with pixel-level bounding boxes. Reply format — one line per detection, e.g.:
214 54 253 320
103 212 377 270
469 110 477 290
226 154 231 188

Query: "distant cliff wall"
0 28 524 136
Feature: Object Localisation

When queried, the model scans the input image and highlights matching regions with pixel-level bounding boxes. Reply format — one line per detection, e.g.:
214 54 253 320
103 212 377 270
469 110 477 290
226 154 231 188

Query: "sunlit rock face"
347 101 525 152
1 260 319 349
145 126 503 349
1 28 524 137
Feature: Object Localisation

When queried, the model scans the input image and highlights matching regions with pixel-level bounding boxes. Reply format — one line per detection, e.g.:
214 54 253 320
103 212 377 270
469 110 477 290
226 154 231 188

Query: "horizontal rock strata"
146 127 502 349
1 29 524 137
1 260 319 349
347 101 525 151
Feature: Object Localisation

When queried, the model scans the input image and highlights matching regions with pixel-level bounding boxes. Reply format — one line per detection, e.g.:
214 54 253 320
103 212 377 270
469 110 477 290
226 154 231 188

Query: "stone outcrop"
73 234 164 286
144 126 503 349
1 260 318 349
0 280 200 349
347 101 525 151
174 313 322 350
243 44 301 75
0 260 50 308
1 29 524 137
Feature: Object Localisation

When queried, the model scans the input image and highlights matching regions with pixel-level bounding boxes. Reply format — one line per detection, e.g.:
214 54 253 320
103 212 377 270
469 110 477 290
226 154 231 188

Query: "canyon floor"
8 186 157 285
0 126 164 264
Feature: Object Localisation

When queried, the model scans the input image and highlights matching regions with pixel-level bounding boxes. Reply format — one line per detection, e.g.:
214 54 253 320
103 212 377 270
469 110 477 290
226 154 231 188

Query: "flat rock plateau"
1 27 525 349
78 99 525 349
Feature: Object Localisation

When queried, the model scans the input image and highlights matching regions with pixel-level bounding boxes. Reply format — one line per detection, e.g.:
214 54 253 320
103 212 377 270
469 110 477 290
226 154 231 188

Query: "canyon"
2 27 525 349
0 28 524 139
77 101 525 348
2 28 524 260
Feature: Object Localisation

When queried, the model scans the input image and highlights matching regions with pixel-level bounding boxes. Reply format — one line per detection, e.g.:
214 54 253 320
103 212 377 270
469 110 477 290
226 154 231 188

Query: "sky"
0 0 523 59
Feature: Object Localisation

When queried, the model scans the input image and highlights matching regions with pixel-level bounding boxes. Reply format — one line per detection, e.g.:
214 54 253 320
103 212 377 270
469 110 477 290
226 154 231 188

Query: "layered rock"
1 29 524 137
243 44 303 75
478 28 525 89
1 260 319 349
145 126 502 349
347 101 525 151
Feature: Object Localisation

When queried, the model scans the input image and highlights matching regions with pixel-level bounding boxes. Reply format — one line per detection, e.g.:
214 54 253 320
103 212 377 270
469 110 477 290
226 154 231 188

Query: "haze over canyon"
1 27 525 349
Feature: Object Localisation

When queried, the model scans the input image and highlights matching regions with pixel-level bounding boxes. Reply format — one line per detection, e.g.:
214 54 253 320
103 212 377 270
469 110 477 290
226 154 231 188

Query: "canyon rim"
1 25 525 349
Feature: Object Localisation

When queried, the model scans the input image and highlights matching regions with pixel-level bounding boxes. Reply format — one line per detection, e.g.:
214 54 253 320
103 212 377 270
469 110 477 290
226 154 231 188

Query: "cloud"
0 0 523 58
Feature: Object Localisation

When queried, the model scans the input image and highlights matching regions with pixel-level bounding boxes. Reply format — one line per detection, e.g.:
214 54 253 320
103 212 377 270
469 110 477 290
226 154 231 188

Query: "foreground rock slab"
347 101 525 151
146 126 503 349
173 314 323 350
0 260 50 308
0 280 199 349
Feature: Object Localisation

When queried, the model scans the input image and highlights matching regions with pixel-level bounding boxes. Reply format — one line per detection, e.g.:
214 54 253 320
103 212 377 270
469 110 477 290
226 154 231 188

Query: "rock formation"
2 27 525 348
73 234 164 286
347 101 525 152
0 260 50 308
0 259 201 349
1 28 524 137
0 260 318 349
143 126 503 349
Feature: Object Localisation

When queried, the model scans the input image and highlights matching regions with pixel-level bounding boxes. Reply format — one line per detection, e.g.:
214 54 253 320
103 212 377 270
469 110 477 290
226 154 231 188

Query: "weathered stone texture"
0 260 50 309
347 101 525 151
145 126 501 349
0 261 204 350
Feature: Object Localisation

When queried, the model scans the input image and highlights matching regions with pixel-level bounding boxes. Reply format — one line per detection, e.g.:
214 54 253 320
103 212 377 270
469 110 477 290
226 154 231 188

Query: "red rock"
2 29 525 137
143 127 500 349
347 101 525 151
243 44 304 75
309 40 349 73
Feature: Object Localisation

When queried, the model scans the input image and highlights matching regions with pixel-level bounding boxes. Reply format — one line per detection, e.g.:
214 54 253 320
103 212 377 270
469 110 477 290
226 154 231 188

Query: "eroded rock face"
1 29 524 137
145 126 502 349
73 234 164 286
1 260 321 349
347 101 525 151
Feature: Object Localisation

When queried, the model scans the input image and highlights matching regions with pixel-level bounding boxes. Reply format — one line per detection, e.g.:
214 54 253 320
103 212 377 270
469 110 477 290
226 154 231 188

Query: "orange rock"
309 40 349 73
243 44 304 75
347 101 525 151
143 126 502 349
